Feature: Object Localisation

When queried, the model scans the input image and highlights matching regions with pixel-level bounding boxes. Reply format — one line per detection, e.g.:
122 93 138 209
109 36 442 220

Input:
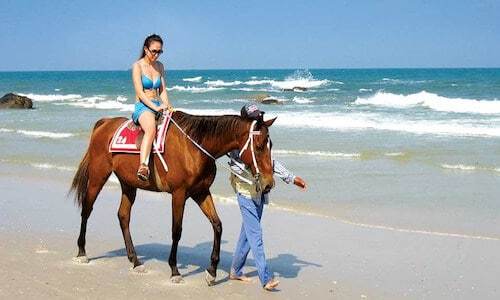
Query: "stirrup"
137 163 150 181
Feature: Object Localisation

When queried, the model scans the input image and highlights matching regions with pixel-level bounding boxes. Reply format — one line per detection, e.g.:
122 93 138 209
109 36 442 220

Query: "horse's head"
238 115 277 194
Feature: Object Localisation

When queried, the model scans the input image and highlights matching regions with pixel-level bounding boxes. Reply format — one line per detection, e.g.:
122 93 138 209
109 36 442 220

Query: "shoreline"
2 160 500 242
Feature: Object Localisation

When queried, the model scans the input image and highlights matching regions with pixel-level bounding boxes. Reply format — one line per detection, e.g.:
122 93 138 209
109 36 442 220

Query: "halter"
239 120 262 175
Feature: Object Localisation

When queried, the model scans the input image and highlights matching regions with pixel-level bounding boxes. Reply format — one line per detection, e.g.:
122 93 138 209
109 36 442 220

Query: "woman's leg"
236 193 272 286
138 111 156 167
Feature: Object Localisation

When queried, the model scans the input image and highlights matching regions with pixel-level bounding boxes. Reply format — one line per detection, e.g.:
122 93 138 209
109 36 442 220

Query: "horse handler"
228 104 307 291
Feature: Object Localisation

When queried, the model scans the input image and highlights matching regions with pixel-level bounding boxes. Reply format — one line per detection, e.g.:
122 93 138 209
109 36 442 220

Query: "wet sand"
1 167 499 299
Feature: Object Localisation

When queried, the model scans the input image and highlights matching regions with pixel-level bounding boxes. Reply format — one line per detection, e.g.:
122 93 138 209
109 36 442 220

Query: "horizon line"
1 66 500 72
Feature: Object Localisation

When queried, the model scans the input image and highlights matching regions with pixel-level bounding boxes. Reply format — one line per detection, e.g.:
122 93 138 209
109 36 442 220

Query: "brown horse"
69 111 276 284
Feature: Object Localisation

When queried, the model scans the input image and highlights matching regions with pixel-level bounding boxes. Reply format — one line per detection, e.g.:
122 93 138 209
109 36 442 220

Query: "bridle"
239 120 262 175
238 120 272 192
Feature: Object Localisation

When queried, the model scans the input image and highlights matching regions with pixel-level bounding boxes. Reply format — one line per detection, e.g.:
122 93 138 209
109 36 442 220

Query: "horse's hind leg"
192 191 222 286
117 183 143 270
75 166 111 263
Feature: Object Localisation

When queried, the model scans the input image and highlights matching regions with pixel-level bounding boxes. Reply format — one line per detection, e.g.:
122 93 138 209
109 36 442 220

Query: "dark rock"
0 93 33 109
251 93 283 105
283 87 308 92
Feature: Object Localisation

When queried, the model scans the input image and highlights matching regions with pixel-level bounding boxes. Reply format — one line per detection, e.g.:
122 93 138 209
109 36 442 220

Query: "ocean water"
1 69 500 238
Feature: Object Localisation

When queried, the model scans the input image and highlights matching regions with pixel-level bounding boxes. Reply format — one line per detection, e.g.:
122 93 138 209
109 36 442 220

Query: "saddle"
109 111 173 154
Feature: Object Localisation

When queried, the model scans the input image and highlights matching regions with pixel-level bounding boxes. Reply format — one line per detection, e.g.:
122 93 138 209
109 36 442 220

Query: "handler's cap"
241 103 264 119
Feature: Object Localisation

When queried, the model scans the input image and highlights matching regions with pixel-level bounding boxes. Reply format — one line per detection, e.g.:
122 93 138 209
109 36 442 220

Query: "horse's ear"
264 117 277 127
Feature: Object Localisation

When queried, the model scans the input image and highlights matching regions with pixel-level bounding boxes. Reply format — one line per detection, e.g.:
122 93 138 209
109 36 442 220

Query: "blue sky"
1 0 499 70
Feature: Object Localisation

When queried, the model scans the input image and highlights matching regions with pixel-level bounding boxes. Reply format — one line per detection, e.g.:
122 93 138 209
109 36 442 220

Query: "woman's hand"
293 176 307 190
158 103 174 112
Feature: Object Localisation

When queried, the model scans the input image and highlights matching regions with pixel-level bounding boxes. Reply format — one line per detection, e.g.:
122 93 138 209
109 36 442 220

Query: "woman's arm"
158 62 172 109
132 62 162 112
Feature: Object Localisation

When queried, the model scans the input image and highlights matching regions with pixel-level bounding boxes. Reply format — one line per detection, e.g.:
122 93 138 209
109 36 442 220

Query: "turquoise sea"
1 69 499 238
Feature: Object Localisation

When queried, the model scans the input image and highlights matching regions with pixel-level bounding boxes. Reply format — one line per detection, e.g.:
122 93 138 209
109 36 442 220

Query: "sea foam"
183 76 202 82
16 130 74 139
18 93 82 102
31 163 75 171
273 149 360 158
204 80 242 87
355 91 500 115
274 111 500 137
168 85 224 93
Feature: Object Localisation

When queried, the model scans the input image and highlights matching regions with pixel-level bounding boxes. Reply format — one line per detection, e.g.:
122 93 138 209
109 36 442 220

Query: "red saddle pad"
109 111 172 154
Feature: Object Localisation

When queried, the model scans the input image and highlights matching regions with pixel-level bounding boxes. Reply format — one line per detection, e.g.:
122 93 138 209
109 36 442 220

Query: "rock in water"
251 93 283 105
283 87 307 92
0 93 33 109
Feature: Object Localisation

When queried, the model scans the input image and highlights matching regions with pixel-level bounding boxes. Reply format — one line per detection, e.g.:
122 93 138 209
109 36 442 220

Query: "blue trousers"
231 193 272 286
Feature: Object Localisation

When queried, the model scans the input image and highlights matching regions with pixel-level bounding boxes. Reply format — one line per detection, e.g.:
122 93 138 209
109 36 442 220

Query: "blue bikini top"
141 74 161 90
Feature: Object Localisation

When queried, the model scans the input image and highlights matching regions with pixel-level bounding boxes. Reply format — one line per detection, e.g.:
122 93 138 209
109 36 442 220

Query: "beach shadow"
246 253 322 279
92 241 321 281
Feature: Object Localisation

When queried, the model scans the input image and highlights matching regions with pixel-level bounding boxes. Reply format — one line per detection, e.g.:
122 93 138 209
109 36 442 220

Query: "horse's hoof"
131 264 147 273
72 256 89 264
205 270 216 286
170 275 184 284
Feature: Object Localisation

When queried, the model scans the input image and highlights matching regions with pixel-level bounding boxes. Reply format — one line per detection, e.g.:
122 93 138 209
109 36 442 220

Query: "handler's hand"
293 176 307 190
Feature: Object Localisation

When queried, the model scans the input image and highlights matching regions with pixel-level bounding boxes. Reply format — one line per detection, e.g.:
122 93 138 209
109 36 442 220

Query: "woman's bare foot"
263 278 280 291
229 273 253 282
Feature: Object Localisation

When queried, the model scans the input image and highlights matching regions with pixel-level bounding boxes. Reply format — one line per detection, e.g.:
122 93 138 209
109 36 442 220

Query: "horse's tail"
69 118 107 207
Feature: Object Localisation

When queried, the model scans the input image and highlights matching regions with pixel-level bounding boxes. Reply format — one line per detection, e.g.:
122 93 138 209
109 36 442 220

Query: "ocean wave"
183 76 202 82
385 152 405 157
441 164 500 173
271 78 329 90
116 96 127 102
354 91 500 115
168 85 225 93
243 80 275 86
241 70 330 90
65 99 134 112
379 78 430 84
18 93 82 102
359 88 372 92
205 80 242 87
31 163 75 171
232 87 275 92
179 108 240 116
102 107 500 138
273 149 360 158
292 96 314 104
1 129 75 139
273 111 500 137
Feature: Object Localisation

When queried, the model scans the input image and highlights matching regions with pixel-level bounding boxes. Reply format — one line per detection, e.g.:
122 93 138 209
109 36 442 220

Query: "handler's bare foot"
229 273 253 282
263 278 280 291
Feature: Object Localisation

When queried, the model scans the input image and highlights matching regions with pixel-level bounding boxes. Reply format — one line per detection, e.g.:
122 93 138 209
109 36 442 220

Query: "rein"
165 113 255 185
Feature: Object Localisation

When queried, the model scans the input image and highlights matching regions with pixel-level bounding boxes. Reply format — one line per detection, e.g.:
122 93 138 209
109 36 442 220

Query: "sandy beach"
1 165 499 299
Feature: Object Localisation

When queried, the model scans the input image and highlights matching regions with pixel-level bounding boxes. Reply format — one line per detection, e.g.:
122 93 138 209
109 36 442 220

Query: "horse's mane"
172 111 245 143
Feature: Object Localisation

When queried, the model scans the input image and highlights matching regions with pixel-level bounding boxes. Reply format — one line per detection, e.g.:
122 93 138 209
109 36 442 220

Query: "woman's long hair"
140 34 163 59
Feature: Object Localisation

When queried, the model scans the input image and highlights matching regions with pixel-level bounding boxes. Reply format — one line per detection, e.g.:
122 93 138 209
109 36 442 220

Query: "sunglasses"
149 49 163 55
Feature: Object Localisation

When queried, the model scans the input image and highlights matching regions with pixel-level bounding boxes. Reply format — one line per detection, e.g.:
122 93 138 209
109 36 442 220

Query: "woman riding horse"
131 34 173 181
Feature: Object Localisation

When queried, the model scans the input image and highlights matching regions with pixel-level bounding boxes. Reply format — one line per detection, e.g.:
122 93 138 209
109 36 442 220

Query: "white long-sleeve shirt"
228 150 295 200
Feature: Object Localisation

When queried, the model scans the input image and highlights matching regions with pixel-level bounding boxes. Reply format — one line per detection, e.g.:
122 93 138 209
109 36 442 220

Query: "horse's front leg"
169 189 186 283
192 190 222 286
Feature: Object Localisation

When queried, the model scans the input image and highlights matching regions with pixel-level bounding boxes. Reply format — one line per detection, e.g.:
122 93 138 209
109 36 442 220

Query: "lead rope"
165 113 255 185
